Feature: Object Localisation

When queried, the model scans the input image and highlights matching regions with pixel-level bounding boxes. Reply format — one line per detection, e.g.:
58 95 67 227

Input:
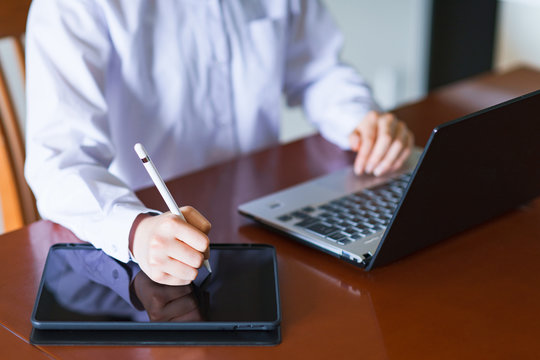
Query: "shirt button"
112 269 119 280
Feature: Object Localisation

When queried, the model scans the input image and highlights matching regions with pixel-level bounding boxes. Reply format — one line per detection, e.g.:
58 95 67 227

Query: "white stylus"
134 143 212 274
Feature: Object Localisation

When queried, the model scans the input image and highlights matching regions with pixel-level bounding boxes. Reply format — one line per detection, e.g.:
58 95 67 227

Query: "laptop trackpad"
313 167 396 194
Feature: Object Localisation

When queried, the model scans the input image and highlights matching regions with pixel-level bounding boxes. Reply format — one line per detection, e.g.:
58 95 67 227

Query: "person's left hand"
348 111 414 176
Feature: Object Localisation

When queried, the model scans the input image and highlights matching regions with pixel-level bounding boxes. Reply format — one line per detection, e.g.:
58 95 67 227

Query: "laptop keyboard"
277 173 411 246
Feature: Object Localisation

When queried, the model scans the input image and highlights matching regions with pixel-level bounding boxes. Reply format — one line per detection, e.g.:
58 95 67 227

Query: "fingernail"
355 161 365 175
365 163 374 174
373 167 383 176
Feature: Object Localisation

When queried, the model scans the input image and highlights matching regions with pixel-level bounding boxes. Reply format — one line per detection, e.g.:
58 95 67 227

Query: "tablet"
31 243 280 331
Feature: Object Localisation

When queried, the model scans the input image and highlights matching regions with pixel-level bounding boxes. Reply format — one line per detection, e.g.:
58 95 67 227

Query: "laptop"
239 90 540 270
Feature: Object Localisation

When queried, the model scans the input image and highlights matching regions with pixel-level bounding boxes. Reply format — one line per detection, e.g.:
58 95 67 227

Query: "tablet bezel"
31 243 281 331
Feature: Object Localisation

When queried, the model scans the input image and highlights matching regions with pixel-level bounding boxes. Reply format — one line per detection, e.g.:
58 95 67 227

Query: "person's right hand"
132 271 203 322
129 207 211 286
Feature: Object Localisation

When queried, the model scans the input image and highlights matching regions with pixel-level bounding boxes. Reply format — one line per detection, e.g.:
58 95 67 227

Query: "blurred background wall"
281 0 540 142
280 0 432 142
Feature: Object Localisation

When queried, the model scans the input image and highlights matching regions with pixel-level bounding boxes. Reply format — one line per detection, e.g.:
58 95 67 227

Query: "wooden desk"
1 67 539 359
0 325 51 359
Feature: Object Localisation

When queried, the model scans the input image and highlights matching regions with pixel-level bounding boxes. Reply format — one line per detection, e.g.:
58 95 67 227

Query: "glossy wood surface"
1 67 539 359
0 325 51 359
0 0 32 37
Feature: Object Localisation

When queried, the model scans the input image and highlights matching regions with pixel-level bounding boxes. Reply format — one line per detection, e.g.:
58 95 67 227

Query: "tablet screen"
32 244 280 330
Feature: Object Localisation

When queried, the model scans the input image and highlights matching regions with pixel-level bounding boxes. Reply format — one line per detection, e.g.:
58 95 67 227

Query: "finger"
348 130 361 152
353 130 375 175
170 309 204 322
145 286 194 313
147 233 203 269
151 284 195 305
176 227 209 254
150 257 199 285
372 122 407 176
142 273 195 302
390 131 414 172
162 294 199 321
148 271 193 286
167 240 205 269
156 213 209 256
181 207 212 260
165 217 209 253
365 114 397 173
165 257 199 282
180 206 212 234
353 112 378 174
146 291 198 322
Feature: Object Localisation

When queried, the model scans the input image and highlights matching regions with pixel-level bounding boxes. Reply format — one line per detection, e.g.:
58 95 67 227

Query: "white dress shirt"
25 0 378 262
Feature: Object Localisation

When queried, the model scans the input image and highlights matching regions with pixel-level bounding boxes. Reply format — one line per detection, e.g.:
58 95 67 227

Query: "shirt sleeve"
24 0 151 262
283 0 381 149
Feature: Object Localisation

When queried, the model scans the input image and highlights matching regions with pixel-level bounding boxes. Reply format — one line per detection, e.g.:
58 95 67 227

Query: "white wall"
280 0 432 143
495 0 540 71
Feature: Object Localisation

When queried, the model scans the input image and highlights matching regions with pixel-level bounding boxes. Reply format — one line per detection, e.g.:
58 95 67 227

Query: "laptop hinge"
340 251 371 268
360 252 373 268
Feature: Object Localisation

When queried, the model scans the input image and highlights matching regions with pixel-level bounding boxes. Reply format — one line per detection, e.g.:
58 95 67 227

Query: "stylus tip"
204 259 212 273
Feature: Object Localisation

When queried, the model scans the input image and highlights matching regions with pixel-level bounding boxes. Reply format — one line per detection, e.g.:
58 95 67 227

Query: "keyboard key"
291 211 310 219
319 212 335 219
306 223 337 236
365 204 378 211
278 214 293 222
351 233 367 241
285 173 410 238
294 218 319 227
343 227 357 235
380 213 393 221
318 204 335 211
327 231 347 242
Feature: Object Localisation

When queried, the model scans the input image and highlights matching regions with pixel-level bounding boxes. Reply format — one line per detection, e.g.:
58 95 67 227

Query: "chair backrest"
0 0 38 232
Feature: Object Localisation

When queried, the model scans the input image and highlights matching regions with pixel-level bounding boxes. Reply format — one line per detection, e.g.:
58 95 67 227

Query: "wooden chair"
0 0 38 232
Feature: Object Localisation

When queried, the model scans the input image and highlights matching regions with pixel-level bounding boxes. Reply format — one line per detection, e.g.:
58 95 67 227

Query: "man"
25 0 413 285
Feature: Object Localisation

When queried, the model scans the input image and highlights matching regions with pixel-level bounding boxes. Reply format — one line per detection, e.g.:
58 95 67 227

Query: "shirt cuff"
317 103 382 150
127 210 162 264
86 203 160 263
